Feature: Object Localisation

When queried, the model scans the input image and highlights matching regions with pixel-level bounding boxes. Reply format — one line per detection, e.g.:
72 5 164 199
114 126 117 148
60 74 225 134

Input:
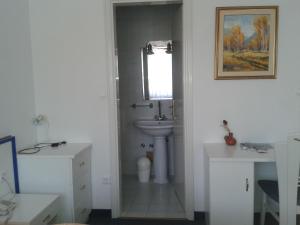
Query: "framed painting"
214 6 278 79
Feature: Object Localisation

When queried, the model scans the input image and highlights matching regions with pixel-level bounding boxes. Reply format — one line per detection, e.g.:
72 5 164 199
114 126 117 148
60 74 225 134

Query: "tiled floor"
121 175 185 218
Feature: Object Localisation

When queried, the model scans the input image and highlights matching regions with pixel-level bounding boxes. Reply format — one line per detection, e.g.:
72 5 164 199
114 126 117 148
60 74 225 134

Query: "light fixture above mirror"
166 42 173 54
146 43 154 55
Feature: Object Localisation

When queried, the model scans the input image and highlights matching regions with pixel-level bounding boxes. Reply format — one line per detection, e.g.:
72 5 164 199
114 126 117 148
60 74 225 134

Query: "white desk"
204 143 275 225
0 194 60 225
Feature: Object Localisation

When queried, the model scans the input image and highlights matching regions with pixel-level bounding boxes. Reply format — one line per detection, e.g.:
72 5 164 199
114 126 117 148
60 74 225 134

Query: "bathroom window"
141 41 173 100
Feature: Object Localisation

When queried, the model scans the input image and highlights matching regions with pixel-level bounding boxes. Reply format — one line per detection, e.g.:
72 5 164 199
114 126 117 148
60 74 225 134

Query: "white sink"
134 120 174 137
134 119 174 184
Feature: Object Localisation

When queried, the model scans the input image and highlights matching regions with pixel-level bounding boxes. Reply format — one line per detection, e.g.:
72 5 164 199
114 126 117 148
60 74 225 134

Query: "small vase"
224 132 237 146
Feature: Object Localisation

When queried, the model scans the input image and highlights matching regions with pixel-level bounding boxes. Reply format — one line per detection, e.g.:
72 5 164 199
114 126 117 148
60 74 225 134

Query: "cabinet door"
209 162 254 225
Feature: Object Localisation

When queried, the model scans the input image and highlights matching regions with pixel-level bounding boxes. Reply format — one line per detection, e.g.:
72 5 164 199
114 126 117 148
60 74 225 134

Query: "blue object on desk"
0 135 19 193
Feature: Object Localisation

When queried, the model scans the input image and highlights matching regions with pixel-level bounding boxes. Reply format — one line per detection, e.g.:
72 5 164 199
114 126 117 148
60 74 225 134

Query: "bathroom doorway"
105 0 194 220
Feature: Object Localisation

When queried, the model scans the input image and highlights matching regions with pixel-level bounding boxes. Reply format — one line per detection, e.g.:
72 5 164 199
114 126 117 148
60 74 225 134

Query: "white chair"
258 135 300 225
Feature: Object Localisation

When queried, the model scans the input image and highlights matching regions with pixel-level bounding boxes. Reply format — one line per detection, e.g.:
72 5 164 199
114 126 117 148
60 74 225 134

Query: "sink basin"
134 120 174 137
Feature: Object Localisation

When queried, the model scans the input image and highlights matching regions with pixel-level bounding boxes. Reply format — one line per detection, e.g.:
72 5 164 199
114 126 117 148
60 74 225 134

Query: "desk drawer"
31 196 60 225
73 148 90 177
74 197 91 224
73 174 91 207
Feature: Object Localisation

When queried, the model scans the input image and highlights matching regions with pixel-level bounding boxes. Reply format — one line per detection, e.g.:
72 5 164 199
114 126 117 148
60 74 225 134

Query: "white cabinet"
17 143 92 223
204 143 275 225
208 161 254 225
0 194 60 225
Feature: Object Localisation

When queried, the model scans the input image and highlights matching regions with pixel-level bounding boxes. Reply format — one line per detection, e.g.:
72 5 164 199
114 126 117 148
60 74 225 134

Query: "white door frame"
105 0 194 220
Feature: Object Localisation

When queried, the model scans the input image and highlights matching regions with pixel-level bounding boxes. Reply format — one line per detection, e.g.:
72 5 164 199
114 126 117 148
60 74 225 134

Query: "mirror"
141 40 173 100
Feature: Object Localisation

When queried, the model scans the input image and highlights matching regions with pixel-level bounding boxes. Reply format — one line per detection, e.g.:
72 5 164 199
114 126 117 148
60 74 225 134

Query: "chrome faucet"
154 101 167 120
158 101 162 118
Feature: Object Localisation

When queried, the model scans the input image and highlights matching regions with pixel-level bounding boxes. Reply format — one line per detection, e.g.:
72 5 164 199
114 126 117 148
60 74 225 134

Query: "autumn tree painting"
215 7 278 79
223 14 271 72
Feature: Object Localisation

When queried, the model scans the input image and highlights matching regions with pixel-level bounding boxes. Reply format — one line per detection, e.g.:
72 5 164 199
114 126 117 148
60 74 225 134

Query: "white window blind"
147 48 172 100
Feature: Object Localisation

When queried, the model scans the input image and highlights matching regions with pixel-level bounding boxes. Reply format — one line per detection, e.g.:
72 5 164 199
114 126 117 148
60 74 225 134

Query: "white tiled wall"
116 5 179 175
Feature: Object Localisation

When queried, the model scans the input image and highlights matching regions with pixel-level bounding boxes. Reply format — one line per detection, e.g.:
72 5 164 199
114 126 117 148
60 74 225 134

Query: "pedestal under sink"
134 120 174 184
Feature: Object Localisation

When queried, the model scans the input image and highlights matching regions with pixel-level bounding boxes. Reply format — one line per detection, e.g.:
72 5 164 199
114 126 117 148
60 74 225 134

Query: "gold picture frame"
214 6 278 80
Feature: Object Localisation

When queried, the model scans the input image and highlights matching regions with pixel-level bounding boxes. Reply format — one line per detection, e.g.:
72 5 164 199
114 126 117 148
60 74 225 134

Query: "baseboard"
90 210 205 221
89 209 112 218
194 212 263 221
194 211 205 221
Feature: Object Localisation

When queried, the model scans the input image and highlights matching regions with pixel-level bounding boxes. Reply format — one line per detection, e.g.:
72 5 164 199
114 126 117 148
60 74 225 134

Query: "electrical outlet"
102 176 111 184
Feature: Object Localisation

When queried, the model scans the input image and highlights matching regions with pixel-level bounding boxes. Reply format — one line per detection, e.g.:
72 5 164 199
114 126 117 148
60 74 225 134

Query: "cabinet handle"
294 138 300 142
246 178 249 192
42 214 51 223
80 161 85 167
80 184 86 191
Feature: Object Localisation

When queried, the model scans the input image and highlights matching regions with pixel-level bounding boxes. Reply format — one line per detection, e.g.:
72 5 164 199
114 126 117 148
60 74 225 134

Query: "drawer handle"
294 138 300 142
81 208 87 214
80 161 85 167
80 184 86 191
246 178 249 192
42 214 51 223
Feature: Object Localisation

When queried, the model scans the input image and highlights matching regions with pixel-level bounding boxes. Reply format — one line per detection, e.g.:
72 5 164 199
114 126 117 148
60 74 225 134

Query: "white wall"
116 5 175 175
28 0 111 209
0 0 36 148
192 0 300 211
27 0 300 211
